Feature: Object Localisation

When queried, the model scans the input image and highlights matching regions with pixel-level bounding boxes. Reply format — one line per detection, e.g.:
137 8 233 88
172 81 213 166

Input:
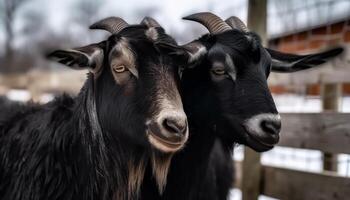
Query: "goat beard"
125 151 173 199
127 156 147 200
151 151 173 194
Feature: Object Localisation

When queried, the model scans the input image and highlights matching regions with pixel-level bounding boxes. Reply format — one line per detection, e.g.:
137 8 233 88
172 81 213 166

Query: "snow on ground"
229 188 278 200
273 94 350 113
6 89 31 102
342 97 350 112
5 89 54 104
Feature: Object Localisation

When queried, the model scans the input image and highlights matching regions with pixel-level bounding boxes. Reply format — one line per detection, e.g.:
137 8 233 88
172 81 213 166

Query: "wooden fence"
234 112 350 200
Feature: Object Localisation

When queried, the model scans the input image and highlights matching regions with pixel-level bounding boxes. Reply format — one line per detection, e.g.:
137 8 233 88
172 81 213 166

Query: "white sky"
0 0 248 47
0 0 349 51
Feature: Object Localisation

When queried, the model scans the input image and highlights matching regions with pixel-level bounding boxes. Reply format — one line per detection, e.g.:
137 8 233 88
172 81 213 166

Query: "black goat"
0 96 31 135
0 96 20 123
140 13 343 200
0 17 188 200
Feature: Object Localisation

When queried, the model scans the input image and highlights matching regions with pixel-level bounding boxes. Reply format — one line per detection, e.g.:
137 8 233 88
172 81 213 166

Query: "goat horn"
90 17 129 34
225 16 249 32
141 16 161 28
183 12 231 34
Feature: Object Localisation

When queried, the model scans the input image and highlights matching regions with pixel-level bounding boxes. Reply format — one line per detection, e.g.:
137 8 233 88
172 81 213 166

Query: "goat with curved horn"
90 16 129 34
183 12 231 34
225 16 249 32
141 16 161 28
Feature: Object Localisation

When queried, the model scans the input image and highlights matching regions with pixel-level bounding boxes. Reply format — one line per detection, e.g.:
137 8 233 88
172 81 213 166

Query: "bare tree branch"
1 0 29 58
74 0 105 26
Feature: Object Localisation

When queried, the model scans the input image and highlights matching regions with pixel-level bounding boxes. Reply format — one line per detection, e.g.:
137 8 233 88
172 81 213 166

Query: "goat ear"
141 16 162 28
182 42 207 65
156 42 190 63
156 41 207 67
47 43 105 73
267 47 343 73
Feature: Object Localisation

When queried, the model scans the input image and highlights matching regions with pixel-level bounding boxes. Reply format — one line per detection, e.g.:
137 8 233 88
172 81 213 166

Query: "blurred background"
0 0 349 199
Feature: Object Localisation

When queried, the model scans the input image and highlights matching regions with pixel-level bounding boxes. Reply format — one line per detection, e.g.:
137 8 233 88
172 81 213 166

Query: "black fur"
140 28 342 199
0 24 183 200
0 80 112 200
0 97 26 125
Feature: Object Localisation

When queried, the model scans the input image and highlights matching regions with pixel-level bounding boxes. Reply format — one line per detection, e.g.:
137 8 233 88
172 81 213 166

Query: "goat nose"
261 117 281 135
163 117 187 136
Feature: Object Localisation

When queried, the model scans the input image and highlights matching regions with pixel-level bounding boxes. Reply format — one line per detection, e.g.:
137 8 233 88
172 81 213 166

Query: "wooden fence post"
242 148 262 200
321 83 341 171
242 1 267 200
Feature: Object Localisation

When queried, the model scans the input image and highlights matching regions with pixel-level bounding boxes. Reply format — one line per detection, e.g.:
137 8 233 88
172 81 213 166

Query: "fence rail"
234 162 350 200
262 166 350 200
236 112 350 200
279 113 350 154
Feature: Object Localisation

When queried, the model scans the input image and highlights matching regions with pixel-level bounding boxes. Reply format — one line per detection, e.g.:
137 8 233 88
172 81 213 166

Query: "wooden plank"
241 147 261 200
323 152 338 171
247 0 267 45
233 161 242 189
269 68 350 85
321 83 341 171
278 113 350 154
321 83 341 111
262 166 350 200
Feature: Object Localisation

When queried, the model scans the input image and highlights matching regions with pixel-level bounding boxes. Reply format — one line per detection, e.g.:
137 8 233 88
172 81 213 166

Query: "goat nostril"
261 119 281 135
163 118 187 135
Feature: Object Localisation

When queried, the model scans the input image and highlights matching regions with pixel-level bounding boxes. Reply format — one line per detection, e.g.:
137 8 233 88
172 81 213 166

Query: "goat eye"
113 65 127 73
212 68 226 75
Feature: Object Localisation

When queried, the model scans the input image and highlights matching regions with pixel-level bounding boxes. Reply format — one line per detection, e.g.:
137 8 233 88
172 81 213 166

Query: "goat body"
0 78 124 200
